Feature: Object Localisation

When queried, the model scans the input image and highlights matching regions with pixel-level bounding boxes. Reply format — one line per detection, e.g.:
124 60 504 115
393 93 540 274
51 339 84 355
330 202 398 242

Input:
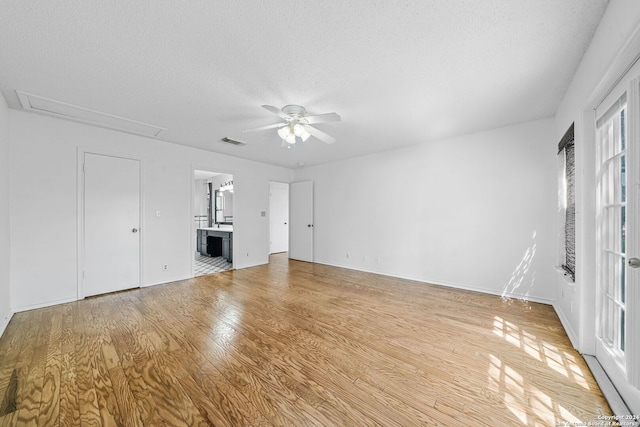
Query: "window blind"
559 123 575 281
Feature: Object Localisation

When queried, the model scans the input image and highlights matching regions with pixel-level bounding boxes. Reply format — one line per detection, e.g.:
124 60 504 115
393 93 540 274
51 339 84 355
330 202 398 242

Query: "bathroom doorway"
193 169 234 276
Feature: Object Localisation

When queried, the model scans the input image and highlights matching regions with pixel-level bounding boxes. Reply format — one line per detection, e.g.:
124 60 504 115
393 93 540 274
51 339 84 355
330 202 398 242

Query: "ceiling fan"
242 105 341 145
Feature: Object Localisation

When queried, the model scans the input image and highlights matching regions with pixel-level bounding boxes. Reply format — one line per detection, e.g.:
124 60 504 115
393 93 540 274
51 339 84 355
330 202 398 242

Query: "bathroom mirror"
214 189 233 224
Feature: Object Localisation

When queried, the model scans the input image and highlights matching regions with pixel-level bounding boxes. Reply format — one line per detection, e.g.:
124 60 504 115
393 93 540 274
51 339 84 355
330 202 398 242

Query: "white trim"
595 337 640 415
313 258 554 305
0 309 15 339
572 18 640 358
584 37 640 413
77 147 144 300
583 355 639 423
554 303 580 350
626 76 640 390
12 297 78 313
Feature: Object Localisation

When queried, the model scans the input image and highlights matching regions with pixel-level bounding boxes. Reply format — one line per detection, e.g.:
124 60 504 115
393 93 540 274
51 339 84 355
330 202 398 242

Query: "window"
559 123 575 281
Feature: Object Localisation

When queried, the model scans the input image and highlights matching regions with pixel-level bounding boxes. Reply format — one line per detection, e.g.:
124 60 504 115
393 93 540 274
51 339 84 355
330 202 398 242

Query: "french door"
595 67 640 411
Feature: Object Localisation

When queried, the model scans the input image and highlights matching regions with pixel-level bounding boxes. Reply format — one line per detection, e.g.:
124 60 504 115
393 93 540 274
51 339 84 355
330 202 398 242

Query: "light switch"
155 211 161 218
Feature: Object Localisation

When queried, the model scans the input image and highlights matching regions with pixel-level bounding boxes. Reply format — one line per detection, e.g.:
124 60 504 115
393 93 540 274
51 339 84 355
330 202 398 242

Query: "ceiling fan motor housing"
282 105 307 120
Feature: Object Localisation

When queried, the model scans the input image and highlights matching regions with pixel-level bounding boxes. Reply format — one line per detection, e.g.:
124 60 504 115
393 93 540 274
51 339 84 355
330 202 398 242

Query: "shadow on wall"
502 231 537 300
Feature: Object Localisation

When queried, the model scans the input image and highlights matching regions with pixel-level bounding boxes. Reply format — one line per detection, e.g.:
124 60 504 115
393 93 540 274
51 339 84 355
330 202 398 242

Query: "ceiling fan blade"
304 112 341 124
242 122 286 133
262 105 289 120
305 125 336 144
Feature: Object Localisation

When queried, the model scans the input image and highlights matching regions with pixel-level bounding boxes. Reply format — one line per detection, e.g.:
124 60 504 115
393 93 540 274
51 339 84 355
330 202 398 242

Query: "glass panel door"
594 72 640 413
596 95 627 362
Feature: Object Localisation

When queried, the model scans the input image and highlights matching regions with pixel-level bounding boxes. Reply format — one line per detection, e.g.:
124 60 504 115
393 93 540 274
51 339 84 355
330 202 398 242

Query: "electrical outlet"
163 264 168 271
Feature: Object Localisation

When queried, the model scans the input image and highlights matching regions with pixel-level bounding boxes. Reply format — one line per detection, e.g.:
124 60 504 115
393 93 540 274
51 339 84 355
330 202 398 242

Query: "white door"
269 182 289 254
83 153 141 297
595 66 640 411
289 181 313 262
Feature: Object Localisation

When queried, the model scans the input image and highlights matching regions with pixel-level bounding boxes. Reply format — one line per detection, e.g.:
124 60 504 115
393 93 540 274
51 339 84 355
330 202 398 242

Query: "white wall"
0 94 11 336
9 110 293 311
194 179 208 218
295 118 557 302
554 0 640 353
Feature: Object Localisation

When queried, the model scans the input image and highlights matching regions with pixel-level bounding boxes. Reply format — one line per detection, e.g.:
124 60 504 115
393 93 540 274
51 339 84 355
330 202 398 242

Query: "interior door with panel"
83 152 141 297
595 65 640 412
269 182 289 254
289 181 313 262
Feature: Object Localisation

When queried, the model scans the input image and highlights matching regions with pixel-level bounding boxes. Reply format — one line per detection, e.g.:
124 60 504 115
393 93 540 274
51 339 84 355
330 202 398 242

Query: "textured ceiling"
0 0 609 168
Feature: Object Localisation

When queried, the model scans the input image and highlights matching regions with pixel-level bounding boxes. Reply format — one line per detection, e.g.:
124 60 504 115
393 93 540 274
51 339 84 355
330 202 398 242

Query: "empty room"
1 0 640 425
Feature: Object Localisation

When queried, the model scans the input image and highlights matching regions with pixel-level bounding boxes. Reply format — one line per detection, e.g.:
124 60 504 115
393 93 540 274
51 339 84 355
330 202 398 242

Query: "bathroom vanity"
197 226 233 263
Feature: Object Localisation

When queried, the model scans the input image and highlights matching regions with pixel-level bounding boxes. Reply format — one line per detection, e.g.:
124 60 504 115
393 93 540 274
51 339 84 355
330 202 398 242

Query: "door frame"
577 23 640 414
76 147 144 299
594 74 640 394
190 164 236 278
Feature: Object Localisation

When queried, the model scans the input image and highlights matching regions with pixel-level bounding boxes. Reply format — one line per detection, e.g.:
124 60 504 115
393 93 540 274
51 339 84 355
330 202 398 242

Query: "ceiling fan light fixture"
293 123 305 137
277 126 290 139
243 104 340 146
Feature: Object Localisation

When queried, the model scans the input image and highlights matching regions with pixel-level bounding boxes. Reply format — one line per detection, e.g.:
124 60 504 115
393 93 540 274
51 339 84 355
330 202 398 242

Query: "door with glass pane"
595 72 640 411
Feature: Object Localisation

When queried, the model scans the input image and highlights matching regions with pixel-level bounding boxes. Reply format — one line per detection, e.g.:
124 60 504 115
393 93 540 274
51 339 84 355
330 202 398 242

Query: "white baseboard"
553 302 580 350
583 355 639 424
0 309 15 339
313 258 554 306
12 296 78 313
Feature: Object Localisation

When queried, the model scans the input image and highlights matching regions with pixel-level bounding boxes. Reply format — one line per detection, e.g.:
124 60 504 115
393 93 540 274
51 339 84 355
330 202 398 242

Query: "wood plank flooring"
0 254 611 426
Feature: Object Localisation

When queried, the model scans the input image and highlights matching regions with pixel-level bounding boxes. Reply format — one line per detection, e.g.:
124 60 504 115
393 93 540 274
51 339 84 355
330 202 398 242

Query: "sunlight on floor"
489 315 595 425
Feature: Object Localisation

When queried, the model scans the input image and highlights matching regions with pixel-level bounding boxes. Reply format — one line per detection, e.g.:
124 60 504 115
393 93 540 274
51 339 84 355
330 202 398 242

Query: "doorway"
269 181 289 254
81 152 141 297
193 169 234 276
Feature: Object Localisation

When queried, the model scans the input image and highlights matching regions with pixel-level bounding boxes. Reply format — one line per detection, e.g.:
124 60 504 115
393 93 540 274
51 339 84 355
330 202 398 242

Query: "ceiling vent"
16 91 167 138
221 137 247 146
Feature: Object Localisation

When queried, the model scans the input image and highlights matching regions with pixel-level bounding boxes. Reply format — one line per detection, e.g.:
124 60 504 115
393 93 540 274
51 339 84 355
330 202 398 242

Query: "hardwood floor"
0 254 611 426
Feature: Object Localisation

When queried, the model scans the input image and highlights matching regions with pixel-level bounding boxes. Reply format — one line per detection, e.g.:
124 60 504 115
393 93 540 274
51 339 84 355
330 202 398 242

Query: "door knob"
629 257 640 268
307 224 313 228
132 228 138 233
